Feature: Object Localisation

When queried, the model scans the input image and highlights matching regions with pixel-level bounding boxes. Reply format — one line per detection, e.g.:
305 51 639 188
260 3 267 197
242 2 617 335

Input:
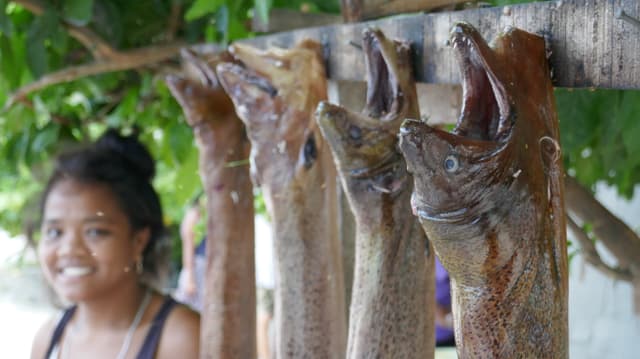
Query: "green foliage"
0 0 12 35
0 0 217 236
184 0 253 44
185 0 224 21
63 0 94 26
556 89 640 199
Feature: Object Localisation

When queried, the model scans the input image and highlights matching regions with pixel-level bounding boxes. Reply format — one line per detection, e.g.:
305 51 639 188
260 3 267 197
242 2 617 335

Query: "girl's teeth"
62 267 92 277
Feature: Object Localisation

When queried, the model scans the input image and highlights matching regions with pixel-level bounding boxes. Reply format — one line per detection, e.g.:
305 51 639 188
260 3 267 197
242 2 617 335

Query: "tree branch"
2 42 187 111
564 176 640 278
12 0 118 60
566 214 634 282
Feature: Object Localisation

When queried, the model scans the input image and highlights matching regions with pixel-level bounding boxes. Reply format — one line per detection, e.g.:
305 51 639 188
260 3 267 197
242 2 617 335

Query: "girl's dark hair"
40 128 166 279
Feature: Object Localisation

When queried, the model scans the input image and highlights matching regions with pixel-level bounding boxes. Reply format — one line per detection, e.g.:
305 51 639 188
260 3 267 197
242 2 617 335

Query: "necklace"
62 288 152 359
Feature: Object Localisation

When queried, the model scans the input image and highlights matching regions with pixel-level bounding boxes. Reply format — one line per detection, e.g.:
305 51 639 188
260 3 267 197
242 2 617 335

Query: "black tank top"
43 296 178 359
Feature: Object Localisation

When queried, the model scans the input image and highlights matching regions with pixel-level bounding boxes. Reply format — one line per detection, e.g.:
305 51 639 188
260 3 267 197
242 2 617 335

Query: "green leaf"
215 5 229 37
0 34 19 89
185 0 222 21
107 88 139 126
31 123 60 153
25 39 47 78
2 135 19 173
92 0 123 47
63 0 94 26
33 95 51 125
10 31 29 85
254 0 272 24
619 92 640 156
25 12 58 78
0 0 11 35
27 10 58 40
172 147 202 205
49 22 69 54
167 121 193 164
226 16 249 42
15 125 32 166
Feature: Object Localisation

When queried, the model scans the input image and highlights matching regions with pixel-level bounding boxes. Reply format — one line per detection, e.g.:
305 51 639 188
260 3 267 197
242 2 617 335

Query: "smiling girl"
31 128 199 359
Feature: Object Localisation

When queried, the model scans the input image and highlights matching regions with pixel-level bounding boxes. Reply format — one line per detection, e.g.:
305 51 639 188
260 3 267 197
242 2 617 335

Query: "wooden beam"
241 0 640 89
340 0 469 22
252 9 342 33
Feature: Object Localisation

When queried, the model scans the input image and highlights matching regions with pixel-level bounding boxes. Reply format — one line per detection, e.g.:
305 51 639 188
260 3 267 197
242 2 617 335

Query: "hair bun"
95 127 156 181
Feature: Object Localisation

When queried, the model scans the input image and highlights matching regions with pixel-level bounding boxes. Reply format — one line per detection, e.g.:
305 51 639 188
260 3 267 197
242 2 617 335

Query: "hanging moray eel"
315 28 435 359
398 23 568 359
216 40 347 359
165 50 256 359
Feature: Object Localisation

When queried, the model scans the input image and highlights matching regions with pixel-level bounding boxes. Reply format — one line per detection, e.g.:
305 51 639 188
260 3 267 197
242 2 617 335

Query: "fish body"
165 50 256 359
217 40 347 359
317 28 434 359
399 23 567 359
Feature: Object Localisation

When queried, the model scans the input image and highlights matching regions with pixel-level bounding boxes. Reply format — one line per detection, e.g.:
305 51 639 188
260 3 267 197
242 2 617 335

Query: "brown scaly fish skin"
316 28 435 359
216 41 347 359
398 23 568 359
165 50 256 359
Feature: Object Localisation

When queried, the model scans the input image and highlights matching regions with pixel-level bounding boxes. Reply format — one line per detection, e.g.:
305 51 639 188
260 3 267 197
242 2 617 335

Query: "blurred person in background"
31 128 199 359
255 214 275 359
174 193 207 312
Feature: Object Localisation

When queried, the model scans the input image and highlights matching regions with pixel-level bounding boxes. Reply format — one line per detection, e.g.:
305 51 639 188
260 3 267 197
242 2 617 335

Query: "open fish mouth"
317 28 409 179
179 49 218 87
217 62 278 100
451 22 512 143
362 28 406 121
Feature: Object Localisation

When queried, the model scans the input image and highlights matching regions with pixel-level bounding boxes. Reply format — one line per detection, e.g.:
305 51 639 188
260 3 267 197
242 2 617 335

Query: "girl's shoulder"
30 310 68 359
154 300 200 359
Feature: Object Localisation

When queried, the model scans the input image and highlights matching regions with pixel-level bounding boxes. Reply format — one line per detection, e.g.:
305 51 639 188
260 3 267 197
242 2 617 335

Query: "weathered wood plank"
241 0 640 89
340 0 469 22
252 9 342 33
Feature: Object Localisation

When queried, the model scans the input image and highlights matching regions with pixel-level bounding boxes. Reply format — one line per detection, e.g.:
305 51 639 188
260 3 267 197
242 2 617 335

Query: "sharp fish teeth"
62 267 93 277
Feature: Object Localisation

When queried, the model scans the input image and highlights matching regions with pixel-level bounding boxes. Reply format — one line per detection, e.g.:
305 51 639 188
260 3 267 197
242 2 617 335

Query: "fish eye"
443 155 459 173
348 125 362 140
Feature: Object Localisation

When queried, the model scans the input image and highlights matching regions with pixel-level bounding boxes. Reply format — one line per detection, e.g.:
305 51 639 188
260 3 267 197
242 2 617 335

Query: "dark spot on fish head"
302 133 317 169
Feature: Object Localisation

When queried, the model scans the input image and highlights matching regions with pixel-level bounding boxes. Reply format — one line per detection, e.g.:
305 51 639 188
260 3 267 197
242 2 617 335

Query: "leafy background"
0 0 637 250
